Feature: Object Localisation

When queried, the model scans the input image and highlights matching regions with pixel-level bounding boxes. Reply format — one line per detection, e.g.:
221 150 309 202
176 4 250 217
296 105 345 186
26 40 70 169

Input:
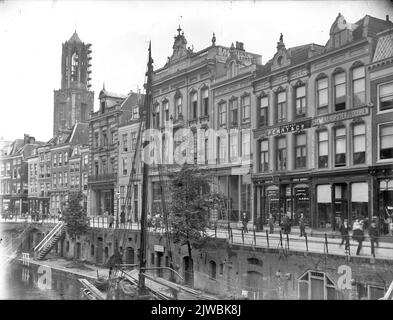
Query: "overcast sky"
0 0 391 142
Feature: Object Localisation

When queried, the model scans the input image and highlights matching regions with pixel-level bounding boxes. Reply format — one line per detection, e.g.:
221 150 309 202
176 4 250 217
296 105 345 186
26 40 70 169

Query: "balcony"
88 173 116 183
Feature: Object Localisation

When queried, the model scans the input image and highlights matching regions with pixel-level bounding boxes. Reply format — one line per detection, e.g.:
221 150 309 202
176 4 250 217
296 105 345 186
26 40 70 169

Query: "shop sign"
312 106 369 126
264 119 311 137
154 245 165 253
217 47 256 65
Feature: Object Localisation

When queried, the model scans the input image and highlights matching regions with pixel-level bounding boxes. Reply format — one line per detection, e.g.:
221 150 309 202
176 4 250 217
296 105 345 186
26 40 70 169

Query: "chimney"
386 15 390 22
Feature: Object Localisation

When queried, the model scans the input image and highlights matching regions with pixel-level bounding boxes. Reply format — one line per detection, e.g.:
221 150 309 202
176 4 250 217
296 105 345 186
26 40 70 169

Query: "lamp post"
115 187 120 229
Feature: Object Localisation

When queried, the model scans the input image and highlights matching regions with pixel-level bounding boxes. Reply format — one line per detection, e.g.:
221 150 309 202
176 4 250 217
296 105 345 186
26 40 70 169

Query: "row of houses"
1 13 393 234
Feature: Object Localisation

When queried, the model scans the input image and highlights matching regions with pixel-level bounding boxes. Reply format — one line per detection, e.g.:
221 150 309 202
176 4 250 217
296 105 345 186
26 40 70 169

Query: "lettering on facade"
337 265 353 290
311 107 369 126
217 47 255 65
262 119 312 137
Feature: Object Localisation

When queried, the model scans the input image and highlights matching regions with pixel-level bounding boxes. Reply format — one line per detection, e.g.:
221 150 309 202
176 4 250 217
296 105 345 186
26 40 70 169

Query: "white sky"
0 0 391 142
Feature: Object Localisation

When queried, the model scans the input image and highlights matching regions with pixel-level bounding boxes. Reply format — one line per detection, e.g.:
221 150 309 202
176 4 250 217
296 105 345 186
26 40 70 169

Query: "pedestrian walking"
369 220 379 258
352 219 364 256
241 212 249 233
282 215 291 234
299 213 306 237
339 219 351 251
109 214 114 228
268 214 275 234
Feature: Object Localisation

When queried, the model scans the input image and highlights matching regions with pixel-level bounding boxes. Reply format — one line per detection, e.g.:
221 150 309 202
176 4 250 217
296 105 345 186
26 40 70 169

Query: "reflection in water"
0 259 84 300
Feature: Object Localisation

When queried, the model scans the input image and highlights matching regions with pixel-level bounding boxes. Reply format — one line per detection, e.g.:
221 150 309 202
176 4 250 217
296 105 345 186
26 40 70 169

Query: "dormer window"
101 100 106 113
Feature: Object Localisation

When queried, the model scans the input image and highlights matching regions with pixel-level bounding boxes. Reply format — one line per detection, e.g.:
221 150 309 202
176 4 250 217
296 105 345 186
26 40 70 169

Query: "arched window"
353 123 366 165
352 65 366 107
209 260 217 279
71 52 79 82
175 94 182 118
201 87 209 116
333 70 346 111
190 91 198 119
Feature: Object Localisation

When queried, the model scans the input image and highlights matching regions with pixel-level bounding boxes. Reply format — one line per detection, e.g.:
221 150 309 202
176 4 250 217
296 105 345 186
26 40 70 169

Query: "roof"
68 31 82 43
99 88 128 100
66 122 89 145
119 92 145 126
372 28 393 62
353 15 393 41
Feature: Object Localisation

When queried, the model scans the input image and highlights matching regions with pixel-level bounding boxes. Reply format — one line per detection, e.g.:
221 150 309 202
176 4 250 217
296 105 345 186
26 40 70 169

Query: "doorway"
183 256 193 286
96 237 103 265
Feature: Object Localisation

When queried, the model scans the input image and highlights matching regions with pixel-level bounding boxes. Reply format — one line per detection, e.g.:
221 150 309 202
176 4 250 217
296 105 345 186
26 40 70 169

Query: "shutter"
351 182 368 202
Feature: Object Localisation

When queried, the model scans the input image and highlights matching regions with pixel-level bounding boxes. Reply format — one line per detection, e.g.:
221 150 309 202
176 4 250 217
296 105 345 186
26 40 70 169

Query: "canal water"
0 261 84 300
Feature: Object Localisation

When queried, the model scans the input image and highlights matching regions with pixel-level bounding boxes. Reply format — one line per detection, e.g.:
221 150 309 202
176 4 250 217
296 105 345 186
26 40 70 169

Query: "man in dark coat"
339 219 351 251
352 219 364 256
120 210 125 225
241 212 249 233
369 220 379 258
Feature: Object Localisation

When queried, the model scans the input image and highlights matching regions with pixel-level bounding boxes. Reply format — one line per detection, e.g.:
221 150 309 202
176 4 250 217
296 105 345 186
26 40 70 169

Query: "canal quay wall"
2 222 393 300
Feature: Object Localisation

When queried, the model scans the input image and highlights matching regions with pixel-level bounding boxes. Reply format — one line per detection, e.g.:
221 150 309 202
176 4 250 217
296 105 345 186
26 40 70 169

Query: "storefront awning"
317 185 331 203
351 182 369 202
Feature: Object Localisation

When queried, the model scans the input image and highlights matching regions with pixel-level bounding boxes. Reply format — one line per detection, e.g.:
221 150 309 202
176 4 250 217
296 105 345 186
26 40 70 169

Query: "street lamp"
116 187 120 229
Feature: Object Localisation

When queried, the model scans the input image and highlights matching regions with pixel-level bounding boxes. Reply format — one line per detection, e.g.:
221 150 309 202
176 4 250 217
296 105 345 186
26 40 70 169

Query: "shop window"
298 270 336 300
317 77 328 115
259 140 269 172
335 127 346 167
294 185 310 226
295 86 306 117
317 185 332 228
201 88 209 116
241 95 251 123
316 130 327 168
378 81 393 112
218 102 227 127
230 99 238 126
190 92 198 120
258 96 268 126
334 72 346 111
379 123 393 160
276 91 287 123
351 182 369 222
276 137 287 171
295 134 307 168
209 260 217 279
353 123 365 164
352 66 365 107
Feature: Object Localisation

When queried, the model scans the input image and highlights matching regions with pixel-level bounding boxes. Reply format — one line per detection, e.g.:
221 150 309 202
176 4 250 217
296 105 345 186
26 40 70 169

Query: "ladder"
34 221 65 260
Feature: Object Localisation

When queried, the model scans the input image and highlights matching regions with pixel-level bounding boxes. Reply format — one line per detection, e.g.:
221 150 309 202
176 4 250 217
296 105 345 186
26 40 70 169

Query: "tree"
63 191 89 261
167 165 226 286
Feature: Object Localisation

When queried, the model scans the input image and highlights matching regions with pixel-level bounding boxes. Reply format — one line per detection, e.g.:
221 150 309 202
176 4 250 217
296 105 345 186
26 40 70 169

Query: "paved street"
2 216 392 261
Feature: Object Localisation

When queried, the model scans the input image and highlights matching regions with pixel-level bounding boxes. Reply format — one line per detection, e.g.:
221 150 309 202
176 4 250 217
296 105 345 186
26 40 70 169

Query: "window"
76 175 79 187
353 123 365 164
218 137 227 163
59 153 62 166
53 154 57 167
59 173 63 186
241 95 251 122
296 86 306 117
71 176 75 187
380 123 393 160
64 172 68 187
53 173 57 187
260 140 269 172
83 154 88 166
259 96 268 126
94 132 99 148
230 99 238 126
295 134 307 168
218 102 227 127
131 132 137 150
379 82 393 112
64 152 68 164
122 134 128 152
71 52 79 81
154 104 160 128
133 106 139 119
102 129 108 146
202 88 209 116
353 66 366 107
242 131 250 158
334 72 346 111
317 78 328 114
191 92 197 119
335 127 346 167
122 158 128 175
94 160 99 176
230 133 238 160
298 270 336 300
318 131 329 168
277 91 287 123
163 100 169 122
276 137 287 171
209 261 217 280
175 96 182 118
110 129 115 145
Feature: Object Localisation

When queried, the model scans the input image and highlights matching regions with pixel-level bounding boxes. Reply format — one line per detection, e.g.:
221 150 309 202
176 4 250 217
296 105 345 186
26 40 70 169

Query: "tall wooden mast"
138 42 153 294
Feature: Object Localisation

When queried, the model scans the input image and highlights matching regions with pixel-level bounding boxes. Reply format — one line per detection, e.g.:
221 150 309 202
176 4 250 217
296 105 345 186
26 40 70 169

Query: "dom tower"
53 31 94 136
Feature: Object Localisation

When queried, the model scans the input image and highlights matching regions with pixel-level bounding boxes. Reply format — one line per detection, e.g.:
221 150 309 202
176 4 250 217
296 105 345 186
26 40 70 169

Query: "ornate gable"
271 33 291 72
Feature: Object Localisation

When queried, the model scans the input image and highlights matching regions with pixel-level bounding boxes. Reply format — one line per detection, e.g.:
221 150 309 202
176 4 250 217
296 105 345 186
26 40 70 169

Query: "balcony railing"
88 173 116 183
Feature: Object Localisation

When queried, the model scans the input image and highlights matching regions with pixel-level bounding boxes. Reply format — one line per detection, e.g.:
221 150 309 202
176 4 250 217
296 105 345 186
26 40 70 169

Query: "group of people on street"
339 216 381 257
